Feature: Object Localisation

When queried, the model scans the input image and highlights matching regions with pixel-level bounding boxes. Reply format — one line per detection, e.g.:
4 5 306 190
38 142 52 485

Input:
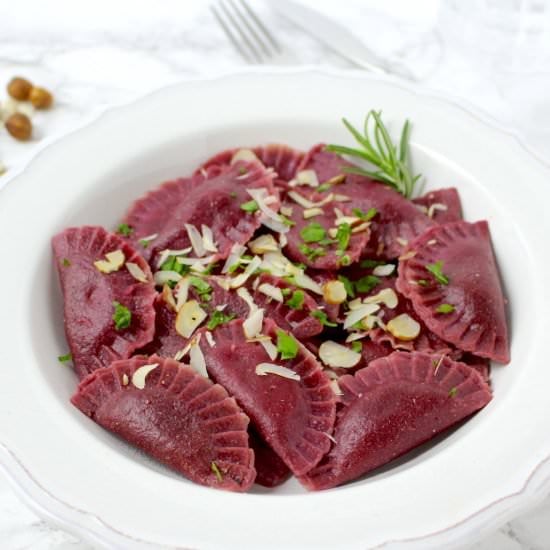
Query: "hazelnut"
7 77 32 101
29 86 53 109
5 113 32 141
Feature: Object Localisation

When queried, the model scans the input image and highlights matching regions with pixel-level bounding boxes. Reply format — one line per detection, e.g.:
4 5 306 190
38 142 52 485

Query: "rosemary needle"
326 110 421 198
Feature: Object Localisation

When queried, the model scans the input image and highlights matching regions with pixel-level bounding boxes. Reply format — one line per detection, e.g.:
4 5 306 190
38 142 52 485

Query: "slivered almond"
345 331 368 342
201 224 218 253
131 363 159 389
161 284 177 311
189 336 208 378
427 203 448 218
255 363 300 380
154 270 182 286
175 300 207 338
122 374 129 386
303 207 324 219
258 283 284 302
398 250 417 261
243 308 264 339
319 341 361 368
352 222 370 234
280 205 294 217
126 262 148 283
185 224 206 257
296 169 319 187
387 313 421 341
396 237 408 247
372 264 395 277
174 277 190 310
94 249 125 273
249 234 279 254
321 174 346 186
259 338 278 360
343 303 380 329
230 255 262 288
231 148 259 164
204 331 216 347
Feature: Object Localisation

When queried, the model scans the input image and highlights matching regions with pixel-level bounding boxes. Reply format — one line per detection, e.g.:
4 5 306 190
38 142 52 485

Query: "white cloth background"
0 1 548 548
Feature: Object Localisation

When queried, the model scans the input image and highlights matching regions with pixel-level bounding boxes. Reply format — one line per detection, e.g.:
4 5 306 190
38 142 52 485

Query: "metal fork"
211 0 294 64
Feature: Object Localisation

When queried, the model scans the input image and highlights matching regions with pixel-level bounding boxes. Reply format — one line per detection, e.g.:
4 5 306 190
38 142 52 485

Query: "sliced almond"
323 280 347 305
427 203 448 218
361 314 386 330
126 262 148 283
259 338 278 361
153 270 182 286
249 234 279 254
345 331 368 342
372 264 395 277
236 286 258 313
201 224 218 253
255 363 300 380
319 341 361 368
280 205 294 217
398 250 417 261
94 249 125 273
230 255 262 288
174 277 190 310
351 222 370 234
258 283 284 303
156 247 192 269
231 148 259 164
131 363 159 389
222 243 246 273
175 300 207 338
321 174 346 186
296 169 319 187
288 190 333 209
364 287 398 309
332 193 351 202
386 313 421 341
243 308 264 339
343 303 380 329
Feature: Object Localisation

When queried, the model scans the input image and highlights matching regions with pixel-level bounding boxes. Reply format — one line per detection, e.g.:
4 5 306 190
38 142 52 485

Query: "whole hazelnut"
5 113 32 141
7 77 33 101
29 86 53 109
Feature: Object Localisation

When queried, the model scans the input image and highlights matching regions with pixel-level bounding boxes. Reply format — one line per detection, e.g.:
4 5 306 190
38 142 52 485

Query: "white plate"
1 68 549 550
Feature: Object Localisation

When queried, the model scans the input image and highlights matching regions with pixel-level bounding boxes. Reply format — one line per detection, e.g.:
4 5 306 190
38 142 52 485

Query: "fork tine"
218 0 263 63
211 4 256 63
238 0 282 54
228 0 272 58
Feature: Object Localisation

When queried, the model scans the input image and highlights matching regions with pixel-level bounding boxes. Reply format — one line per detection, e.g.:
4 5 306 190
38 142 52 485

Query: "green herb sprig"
326 110 420 198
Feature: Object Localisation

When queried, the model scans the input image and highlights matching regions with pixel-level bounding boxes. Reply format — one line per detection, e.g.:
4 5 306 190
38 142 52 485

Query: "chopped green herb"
62 258 71 267
286 290 305 310
352 207 377 221
160 256 189 275
112 301 132 330
448 387 458 398
318 237 337 246
417 279 429 286
337 275 355 298
240 200 259 213
436 303 455 314
311 310 338 327
238 166 248 175
202 262 219 275
426 260 449 285
229 191 237 198
317 182 332 193
276 330 299 360
339 254 351 266
116 223 133 237
280 287 291 297
211 461 223 482
189 276 212 301
57 353 72 363
299 243 326 261
281 215 296 227
336 222 352 251
207 310 236 330
351 341 362 353
300 222 326 243
360 258 384 269
292 262 307 271
355 275 380 294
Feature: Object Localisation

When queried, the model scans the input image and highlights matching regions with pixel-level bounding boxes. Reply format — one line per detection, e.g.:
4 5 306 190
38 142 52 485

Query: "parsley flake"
62 258 71 267
276 330 299 360
281 215 296 227
337 275 355 298
448 387 458 398
336 223 352 251
112 301 132 330
238 166 248 175
351 341 362 353
116 223 133 237
426 260 449 285
207 310 236 330
360 259 385 269
339 254 351 266
286 290 305 310
189 276 212 299
311 310 337 327
417 279 429 286
355 275 380 294
211 461 223 482
352 207 377 221
57 353 72 363
240 200 259 213
317 182 332 193
436 303 455 314
300 222 326 243
299 243 326 261
229 191 237 198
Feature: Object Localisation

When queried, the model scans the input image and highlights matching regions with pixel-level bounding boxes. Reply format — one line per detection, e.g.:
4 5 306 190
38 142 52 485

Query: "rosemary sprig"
326 110 421 198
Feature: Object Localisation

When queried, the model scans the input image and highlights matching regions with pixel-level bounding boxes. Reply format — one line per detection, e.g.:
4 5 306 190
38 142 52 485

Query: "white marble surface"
0 1 549 548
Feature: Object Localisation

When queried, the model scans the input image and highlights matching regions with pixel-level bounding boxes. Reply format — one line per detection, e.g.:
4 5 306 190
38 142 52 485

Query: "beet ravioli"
72 355 256 491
